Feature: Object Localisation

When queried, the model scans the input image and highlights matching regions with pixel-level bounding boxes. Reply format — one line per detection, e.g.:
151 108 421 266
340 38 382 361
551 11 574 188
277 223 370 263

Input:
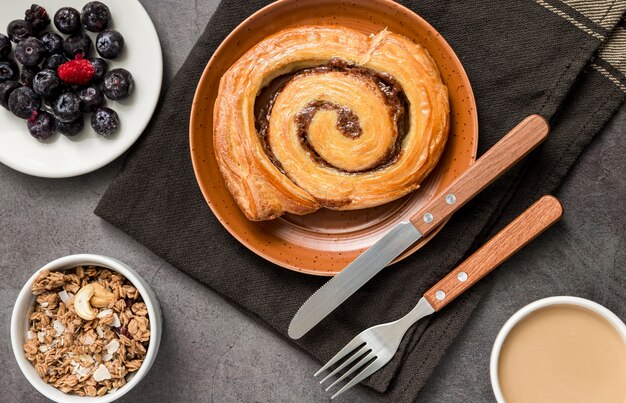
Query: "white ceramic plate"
0 0 162 178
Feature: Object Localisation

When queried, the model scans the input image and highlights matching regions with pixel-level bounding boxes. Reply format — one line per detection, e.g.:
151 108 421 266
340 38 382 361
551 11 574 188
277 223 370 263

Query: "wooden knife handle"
424 195 563 311
410 115 549 235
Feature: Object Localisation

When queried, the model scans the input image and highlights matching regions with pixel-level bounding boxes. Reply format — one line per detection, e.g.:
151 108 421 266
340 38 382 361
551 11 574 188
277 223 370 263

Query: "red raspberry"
57 54 95 85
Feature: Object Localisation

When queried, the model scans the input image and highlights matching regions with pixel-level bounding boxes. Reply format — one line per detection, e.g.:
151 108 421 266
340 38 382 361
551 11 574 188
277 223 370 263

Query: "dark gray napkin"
95 1 626 400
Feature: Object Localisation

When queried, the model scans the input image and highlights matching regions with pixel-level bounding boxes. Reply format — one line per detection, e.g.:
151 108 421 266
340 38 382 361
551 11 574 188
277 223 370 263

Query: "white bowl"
490 296 626 402
11 254 162 403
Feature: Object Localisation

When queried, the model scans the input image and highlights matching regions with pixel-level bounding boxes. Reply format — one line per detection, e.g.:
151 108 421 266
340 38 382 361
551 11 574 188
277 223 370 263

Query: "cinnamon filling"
254 58 409 173
295 100 363 139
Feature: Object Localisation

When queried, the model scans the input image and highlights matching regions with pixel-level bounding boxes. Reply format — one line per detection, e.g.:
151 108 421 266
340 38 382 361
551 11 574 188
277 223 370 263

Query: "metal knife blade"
287 115 550 340
288 222 422 339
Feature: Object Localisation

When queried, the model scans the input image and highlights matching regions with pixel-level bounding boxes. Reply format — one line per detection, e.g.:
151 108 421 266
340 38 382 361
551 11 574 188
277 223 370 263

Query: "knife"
288 114 550 339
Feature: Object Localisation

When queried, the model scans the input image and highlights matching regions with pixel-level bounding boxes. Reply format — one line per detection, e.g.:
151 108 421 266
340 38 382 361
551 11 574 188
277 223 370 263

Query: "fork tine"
331 358 387 399
319 345 370 384
314 336 366 377
325 351 376 392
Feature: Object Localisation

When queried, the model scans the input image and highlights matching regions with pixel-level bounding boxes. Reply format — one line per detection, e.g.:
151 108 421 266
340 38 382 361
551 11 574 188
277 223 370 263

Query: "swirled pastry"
214 25 449 221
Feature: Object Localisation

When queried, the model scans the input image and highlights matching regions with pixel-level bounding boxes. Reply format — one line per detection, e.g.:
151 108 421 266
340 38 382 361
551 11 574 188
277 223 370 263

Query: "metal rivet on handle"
445 194 457 205
423 213 434 223
435 290 446 301
457 271 468 282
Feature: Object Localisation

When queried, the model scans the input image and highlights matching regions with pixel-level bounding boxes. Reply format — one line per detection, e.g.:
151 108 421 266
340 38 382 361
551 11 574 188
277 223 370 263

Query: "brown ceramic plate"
190 0 478 276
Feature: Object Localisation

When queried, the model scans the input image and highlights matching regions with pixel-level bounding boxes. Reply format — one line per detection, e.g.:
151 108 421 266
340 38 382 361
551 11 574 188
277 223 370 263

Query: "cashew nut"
74 284 97 320
74 283 116 320
90 283 115 308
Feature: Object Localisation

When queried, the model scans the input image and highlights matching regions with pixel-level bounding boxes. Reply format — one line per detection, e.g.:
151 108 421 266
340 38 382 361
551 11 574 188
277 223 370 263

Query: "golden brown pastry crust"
213 25 449 221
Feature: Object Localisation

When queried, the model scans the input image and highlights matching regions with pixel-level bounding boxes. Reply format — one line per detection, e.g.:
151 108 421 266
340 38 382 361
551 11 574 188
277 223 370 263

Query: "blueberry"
21 65 40 87
78 85 103 112
7 20 33 43
54 7 81 34
56 116 84 136
41 93 57 111
102 68 133 100
15 37 45 66
63 33 92 58
8 86 40 119
0 80 21 110
32 69 61 97
0 34 11 59
95 29 123 59
81 2 111 32
91 106 118 136
52 91 81 122
0 59 19 82
89 58 108 82
27 111 55 140
42 54 67 71
24 4 51 34
39 32 63 56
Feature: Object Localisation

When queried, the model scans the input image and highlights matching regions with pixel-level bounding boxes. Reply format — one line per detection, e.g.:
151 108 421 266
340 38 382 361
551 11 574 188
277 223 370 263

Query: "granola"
23 266 150 397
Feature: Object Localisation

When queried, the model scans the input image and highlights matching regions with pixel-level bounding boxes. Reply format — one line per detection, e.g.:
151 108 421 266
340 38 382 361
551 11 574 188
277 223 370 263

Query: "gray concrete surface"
1 0 625 402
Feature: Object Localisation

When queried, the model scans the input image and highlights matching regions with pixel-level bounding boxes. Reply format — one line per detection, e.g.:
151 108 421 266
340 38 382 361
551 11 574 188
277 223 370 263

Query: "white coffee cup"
490 296 626 402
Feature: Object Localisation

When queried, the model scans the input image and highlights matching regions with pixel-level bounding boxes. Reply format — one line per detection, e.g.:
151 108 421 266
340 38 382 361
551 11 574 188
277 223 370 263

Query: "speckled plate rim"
190 0 478 276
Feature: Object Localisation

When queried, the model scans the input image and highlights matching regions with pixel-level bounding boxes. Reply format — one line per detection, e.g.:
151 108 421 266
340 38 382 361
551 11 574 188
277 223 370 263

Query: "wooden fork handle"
410 115 549 235
424 195 563 311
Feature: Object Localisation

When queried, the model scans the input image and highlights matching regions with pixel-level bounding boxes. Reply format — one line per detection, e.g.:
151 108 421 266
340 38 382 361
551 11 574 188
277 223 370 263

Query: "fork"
315 195 563 398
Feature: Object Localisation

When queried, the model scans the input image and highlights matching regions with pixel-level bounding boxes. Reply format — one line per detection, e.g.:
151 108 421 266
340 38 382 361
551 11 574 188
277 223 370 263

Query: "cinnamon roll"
213 25 449 221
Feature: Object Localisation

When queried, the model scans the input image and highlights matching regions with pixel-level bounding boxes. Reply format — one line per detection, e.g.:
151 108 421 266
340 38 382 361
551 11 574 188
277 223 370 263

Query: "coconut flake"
111 313 121 328
96 309 113 319
39 345 48 353
58 290 71 304
104 339 120 355
83 335 95 345
27 331 35 340
53 320 66 337
102 353 113 362
92 364 111 382
40 302 49 308
107 387 118 394
44 309 53 317
37 331 46 343
74 364 91 378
